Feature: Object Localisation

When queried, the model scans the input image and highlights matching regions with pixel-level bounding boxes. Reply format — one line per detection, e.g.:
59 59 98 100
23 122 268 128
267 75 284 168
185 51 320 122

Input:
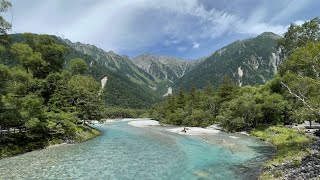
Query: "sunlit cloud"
7 0 319 58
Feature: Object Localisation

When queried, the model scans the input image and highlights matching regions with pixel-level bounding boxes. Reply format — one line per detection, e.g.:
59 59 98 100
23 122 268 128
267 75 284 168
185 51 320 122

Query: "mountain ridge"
6 31 283 107
132 54 199 82
176 32 282 89
61 31 283 94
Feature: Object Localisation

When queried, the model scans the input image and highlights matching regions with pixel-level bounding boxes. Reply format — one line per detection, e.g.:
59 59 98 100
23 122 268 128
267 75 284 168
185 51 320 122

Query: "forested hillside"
153 18 320 132
3 34 162 108
176 32 282 90
61 39 171 102
4 31 285 109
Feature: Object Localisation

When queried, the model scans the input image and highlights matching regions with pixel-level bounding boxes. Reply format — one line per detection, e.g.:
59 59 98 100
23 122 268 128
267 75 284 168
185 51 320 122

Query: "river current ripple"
0 121 274 180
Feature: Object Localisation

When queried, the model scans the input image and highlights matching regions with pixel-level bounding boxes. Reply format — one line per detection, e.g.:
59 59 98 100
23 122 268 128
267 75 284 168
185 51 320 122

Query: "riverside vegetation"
0 1 103 158
152 18 320 179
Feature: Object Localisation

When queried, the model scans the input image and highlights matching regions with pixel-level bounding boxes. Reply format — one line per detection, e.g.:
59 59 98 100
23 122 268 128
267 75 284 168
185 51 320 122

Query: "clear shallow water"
0 121 274 180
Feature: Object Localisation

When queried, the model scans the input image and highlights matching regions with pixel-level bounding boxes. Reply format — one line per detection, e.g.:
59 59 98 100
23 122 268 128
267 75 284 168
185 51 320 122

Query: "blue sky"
6 0 320 59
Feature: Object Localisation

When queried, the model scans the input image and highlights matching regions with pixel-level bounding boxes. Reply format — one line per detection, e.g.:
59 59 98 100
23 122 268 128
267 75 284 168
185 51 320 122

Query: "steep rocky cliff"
132 54 198 82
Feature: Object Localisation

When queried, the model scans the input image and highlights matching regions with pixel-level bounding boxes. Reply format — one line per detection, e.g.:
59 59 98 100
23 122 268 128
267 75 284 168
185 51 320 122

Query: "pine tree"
176 86 186 108
217 76 238 102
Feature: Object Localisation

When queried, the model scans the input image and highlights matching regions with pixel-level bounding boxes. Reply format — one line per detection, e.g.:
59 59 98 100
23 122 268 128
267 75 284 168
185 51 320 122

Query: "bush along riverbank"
0 125 100 159
250 126 320 179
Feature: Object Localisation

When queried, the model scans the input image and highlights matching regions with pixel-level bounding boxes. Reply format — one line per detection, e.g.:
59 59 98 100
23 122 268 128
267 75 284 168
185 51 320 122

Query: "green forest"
0 1 102 157
152 18 320 132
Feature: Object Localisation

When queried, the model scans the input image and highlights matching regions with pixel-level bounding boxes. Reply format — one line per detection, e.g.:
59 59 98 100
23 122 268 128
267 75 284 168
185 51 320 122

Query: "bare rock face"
101 76 108 89
62 39 129 71
132 54 199 82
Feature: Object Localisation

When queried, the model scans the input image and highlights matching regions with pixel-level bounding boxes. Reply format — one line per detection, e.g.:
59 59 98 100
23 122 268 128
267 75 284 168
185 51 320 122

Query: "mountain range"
132 54 198 82
176 32 282 89
7 32 283 108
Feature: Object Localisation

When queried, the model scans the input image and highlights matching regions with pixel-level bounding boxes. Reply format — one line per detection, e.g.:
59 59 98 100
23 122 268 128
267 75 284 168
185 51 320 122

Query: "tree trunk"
309 119 312 129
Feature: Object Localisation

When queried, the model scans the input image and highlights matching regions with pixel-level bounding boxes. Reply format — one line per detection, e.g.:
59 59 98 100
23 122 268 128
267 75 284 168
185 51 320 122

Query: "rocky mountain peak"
259 32 282 39
176 32 283 89
132 54 198 81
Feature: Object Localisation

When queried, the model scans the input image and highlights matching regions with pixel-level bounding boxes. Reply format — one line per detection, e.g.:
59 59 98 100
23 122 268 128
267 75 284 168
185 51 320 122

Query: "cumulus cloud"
8 0 317 57
192 42 200 49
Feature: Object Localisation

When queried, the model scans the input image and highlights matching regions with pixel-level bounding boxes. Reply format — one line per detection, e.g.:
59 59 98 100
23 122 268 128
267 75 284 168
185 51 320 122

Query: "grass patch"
251 126 313 165
258 171 274 180
73 125 101 142
258 170 284 180
251 126 314 179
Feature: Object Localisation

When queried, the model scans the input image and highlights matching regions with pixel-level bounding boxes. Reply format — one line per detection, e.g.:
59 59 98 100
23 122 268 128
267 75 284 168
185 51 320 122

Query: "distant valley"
6 32 282 108
63 32 282 108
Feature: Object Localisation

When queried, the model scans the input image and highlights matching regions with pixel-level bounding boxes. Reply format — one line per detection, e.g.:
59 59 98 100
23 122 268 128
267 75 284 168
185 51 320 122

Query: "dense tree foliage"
102 108 149 119
0 6 104 156
0 0 11 36
1 35 104 131
152 79 290 131
50 74 103 123
153 18 320 132
278 18 320 58
69 58 88 75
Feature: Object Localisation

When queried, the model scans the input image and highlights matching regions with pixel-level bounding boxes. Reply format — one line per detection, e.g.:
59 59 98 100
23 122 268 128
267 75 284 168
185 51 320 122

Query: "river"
0 120 274 180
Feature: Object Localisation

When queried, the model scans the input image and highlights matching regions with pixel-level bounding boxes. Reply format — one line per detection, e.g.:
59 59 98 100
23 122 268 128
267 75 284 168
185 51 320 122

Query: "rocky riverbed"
265 137 320 179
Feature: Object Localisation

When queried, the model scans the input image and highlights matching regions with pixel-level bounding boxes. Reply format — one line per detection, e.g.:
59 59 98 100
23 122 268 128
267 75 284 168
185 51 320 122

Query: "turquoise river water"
0 121 274 180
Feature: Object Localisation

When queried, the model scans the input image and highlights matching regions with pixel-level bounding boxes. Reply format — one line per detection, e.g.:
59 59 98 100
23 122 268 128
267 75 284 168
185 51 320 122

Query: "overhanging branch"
280 81 319 116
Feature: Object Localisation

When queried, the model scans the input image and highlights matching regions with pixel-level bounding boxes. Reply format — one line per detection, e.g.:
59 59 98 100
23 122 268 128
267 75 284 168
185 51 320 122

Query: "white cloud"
8 0 315 55
192 42 200 48
270 0 313 23
164 39 179 46
177 47 187 52
293 20 305 26
237 21 287 36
